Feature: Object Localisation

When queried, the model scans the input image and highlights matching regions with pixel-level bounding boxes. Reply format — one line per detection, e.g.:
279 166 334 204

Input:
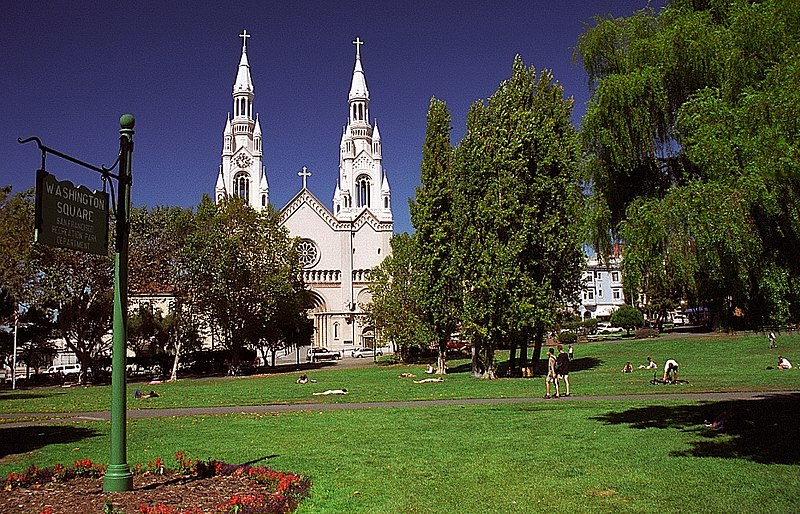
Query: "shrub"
635 327 659 339
558 331 578 344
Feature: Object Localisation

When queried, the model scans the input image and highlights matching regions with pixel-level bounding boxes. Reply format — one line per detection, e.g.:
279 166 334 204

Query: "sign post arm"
103 114 135 492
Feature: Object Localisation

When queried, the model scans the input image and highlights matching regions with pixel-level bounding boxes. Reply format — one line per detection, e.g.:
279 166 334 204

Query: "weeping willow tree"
578 0 800 327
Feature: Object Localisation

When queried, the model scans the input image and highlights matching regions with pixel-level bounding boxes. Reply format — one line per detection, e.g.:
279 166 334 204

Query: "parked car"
672 315 689 325
351 347 383 358
46 364 82 377
596 323 623 334
306 347 342 361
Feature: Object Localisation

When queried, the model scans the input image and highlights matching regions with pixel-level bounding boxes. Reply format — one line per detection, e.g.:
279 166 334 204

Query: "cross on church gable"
298 166 312 189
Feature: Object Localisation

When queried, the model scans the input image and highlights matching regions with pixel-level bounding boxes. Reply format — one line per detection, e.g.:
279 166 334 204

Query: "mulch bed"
1 473 267 513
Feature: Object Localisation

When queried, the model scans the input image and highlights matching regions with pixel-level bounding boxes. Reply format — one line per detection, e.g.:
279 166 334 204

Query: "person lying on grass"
413 377 443 383
313 389 348 395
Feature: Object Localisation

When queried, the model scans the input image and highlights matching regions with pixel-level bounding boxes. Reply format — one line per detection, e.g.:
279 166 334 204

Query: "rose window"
297 239 319 268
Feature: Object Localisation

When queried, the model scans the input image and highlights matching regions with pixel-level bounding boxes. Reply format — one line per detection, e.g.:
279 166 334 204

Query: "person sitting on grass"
777 356 792 370
425 363 435 374
622 362 633 373
296 374 317 384
638 356 657 370
663 359 679 382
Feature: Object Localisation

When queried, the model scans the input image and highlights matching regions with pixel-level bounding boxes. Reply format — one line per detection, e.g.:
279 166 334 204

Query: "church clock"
233 153 252 169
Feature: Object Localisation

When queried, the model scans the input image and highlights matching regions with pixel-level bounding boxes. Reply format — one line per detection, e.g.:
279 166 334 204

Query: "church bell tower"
215 30 269 210
332 38 392 223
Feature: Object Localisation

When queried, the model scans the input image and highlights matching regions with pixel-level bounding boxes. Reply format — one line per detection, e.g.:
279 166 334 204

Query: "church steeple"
334 38 392 223
233 30 254 126
348 37 370 129
216 30 267 210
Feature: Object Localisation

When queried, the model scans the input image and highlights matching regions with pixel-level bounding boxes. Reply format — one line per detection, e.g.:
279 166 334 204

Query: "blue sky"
1 1 663 235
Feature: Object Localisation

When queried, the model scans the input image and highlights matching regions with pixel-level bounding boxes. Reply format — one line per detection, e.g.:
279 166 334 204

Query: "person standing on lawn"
544 348 560 399
663 359 679 383
557 344 571 396
769 331 777 348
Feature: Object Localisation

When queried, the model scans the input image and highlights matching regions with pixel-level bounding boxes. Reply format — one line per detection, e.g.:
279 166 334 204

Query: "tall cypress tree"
409 98 460 374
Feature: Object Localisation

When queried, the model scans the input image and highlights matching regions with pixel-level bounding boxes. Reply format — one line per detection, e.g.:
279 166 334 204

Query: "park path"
1 390 798 428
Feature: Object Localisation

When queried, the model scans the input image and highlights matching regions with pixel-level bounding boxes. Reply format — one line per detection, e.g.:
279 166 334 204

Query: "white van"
46 364 81 377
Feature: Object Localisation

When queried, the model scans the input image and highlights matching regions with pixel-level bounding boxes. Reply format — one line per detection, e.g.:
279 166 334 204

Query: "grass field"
1 332 799 513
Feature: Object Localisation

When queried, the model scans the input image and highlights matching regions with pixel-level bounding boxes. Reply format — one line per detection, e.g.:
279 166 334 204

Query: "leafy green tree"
182 196 308 363
13 307 58 378
365 233 433 361
0 186 34 308
29 247 114 383
578 0 800 327
409 98 461 374
610 304 644 335
453 56 584 377
129 205 200 380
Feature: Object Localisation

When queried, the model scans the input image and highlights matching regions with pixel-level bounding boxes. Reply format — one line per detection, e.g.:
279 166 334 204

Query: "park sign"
35 169 109 255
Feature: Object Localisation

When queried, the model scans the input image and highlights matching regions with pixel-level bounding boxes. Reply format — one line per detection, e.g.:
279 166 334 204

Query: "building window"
597 288 603 297
613 289 621 300
584 290 594 300
612 271 620 282
297 239 320 268
356 174 371 208
333 322 340 340
234 172 250 203
595 271 602 280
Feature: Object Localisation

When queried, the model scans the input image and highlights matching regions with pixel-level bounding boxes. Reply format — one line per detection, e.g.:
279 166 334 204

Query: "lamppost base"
103 464 133 491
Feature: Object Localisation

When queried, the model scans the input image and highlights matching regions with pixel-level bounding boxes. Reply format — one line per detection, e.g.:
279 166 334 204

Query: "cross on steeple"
352 37 364 59
240 30 251 51
298 166 311 189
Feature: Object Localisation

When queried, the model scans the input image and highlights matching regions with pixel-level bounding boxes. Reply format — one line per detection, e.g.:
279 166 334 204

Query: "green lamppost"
103 114 135 492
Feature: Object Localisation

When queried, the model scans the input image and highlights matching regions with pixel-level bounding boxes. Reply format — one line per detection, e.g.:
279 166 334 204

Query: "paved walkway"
2 390 798 428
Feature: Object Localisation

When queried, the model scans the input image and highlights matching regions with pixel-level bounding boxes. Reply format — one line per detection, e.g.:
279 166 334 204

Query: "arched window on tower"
234 172 250 204
356 174 371 208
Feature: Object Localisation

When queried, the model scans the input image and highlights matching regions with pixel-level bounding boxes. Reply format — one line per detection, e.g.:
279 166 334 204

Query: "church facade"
214 33 393 351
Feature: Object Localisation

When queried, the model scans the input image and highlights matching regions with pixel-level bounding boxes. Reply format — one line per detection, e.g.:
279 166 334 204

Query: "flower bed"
3 452 311 514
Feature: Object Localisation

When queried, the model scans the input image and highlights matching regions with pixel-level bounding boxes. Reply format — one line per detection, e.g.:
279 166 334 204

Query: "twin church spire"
215 32 392 224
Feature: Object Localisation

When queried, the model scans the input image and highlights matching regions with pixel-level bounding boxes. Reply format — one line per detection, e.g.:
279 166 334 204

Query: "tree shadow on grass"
0 391 59 401
0 425 102 460
592 393 800 464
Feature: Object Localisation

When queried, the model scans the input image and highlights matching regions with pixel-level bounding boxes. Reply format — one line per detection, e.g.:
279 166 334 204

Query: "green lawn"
1 332 798 414
1 333 799 513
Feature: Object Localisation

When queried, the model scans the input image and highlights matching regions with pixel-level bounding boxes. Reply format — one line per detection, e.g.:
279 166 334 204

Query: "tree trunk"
436 341 448 375
508 343 517 377
169 339 183 382
531 323 545 376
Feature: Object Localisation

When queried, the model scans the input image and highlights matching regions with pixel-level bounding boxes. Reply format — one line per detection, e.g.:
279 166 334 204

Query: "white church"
214 32 393 351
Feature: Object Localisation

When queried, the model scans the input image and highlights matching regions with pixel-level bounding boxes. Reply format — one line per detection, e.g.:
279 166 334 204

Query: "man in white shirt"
663 359 679 382
777 356 792 370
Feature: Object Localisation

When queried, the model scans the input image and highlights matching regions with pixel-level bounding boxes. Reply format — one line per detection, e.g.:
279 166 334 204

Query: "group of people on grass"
620 356 680 382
